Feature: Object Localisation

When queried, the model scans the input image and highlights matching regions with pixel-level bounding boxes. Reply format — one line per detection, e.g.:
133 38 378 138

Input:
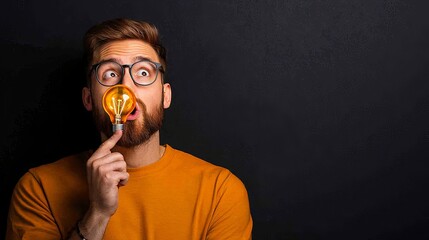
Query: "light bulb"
102 84 137 131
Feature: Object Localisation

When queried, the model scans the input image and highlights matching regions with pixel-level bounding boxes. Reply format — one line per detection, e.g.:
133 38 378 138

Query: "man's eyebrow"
99 57 120 63
97 56 154 64
134 56 153 62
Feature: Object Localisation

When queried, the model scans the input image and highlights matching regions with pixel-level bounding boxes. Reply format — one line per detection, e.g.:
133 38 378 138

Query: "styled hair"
83 18 167 84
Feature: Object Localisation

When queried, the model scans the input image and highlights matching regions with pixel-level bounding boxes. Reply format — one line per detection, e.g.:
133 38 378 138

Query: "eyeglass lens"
97 61 159 86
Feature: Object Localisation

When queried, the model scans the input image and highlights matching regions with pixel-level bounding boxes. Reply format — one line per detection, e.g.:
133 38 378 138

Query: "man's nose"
120 66 135 87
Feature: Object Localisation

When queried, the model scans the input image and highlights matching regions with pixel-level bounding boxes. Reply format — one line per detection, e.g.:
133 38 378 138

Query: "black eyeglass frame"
90 60 164 87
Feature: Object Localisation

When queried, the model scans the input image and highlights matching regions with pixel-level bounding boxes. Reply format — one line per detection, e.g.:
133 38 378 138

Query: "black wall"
1 1 429 239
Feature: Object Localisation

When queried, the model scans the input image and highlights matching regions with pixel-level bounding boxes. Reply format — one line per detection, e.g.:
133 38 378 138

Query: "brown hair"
83 18 167 84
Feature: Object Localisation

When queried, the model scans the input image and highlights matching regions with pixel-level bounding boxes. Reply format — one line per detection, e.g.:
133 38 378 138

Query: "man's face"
82 39 171 147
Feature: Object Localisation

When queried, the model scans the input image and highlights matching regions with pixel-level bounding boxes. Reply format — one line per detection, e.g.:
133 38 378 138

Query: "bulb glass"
102 84 136 130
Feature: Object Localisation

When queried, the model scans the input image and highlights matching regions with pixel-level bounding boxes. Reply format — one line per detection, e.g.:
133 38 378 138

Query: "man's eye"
103 70 119 79
136 69 150 77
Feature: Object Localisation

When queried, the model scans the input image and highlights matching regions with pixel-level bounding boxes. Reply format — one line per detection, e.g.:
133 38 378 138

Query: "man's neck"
111 131 165 168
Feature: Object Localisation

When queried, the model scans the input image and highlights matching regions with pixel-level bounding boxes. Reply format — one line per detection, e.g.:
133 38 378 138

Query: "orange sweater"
6 145 252 239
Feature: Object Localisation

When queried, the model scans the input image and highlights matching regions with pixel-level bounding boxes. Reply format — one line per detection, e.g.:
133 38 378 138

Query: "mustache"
135 98 146 114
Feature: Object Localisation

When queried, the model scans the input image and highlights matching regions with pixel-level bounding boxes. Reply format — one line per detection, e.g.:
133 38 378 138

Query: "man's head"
83 18 167 86
81 18 172 147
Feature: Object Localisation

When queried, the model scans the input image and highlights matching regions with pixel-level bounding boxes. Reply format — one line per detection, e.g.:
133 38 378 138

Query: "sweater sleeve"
207 170 253 240
6 171 62 240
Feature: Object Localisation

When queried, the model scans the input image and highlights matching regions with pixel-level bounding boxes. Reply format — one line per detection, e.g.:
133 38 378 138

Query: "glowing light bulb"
102 84 137 131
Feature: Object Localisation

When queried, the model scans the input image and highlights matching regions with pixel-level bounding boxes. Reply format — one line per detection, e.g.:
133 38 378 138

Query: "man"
6 18 253 239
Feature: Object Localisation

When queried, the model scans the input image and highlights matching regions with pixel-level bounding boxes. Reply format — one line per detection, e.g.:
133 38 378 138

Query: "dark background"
1 1 429 239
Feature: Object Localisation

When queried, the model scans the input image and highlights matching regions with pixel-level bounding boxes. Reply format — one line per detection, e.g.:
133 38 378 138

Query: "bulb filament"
112 95 130 124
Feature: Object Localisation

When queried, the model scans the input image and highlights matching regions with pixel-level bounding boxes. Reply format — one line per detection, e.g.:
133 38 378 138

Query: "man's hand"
68 130 129 240
86 130 129 217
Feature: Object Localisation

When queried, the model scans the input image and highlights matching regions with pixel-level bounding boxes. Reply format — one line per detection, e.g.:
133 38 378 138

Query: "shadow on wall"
0 42 99 238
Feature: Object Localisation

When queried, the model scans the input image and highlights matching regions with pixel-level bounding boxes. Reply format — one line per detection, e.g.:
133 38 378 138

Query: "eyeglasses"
91 60 164 86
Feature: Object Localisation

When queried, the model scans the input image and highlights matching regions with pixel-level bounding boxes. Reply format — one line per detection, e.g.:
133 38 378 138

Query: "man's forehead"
93 39 159 63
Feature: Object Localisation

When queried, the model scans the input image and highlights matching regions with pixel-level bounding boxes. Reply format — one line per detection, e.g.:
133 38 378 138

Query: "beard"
91 97 164 148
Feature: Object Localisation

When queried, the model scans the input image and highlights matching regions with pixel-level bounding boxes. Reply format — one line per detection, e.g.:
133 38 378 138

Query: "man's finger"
92 130 123 158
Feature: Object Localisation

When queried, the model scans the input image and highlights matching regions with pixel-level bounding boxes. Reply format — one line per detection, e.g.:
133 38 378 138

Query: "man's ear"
82 87 93 111
163 83 172 109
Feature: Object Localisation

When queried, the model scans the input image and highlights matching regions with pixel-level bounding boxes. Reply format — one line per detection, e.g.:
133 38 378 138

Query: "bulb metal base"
112 124 124 132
